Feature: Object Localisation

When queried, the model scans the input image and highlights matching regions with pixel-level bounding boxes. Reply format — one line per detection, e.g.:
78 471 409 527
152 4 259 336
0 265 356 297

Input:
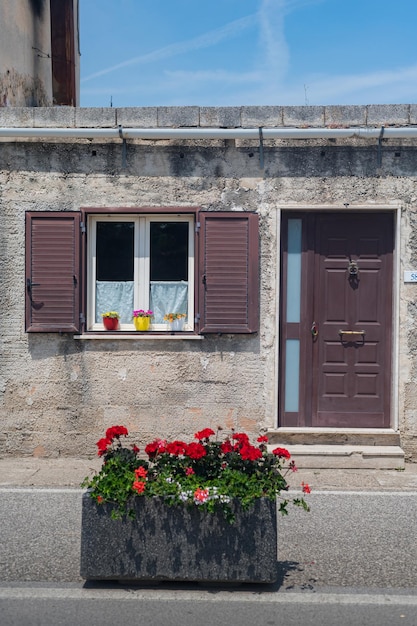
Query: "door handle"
339 330 365 336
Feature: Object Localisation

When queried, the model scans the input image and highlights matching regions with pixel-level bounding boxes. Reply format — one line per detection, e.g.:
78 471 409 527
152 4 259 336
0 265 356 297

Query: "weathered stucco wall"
0 1 52 106
1 104 417 459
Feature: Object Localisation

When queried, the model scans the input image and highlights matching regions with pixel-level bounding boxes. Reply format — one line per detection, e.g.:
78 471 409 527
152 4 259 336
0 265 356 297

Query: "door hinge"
195 221 200 233
80 221 86 234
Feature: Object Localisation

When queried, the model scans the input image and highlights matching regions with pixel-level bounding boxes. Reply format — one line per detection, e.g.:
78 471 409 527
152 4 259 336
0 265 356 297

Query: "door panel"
280 212 393 428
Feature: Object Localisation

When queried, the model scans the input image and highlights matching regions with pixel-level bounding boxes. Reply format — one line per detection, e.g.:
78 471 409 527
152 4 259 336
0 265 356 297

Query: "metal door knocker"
348 260 359 276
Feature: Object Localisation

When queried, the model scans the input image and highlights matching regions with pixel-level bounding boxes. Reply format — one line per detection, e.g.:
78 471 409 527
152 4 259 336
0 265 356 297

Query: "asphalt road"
278 491 417 589
2 584 417 626
2 490 417 625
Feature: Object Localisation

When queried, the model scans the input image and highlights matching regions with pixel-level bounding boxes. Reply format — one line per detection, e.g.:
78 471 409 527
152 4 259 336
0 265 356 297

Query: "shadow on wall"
1 142 410 178
30 0 46 18
26 333 261 361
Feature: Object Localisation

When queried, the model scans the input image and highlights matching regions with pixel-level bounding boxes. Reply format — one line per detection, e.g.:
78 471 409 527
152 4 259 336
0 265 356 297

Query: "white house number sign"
404 271 417 283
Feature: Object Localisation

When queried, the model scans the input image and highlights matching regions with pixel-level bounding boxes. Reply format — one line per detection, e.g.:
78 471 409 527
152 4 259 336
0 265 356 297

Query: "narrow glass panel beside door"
286 219 302 323
284 218 302 412
284 338 300 412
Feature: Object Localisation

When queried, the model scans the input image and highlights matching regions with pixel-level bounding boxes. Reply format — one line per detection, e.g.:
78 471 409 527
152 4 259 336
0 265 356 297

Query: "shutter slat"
199 212 259 334
26 212 81 332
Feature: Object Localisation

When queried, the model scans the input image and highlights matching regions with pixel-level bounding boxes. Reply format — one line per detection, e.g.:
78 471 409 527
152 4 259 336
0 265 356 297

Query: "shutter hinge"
194 313 200 323
195 221 200 233
80 221 86 234
80 313 86 324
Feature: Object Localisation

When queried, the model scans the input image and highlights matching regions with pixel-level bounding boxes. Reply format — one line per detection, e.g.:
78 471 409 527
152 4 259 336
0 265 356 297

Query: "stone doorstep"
267 428 401 447
281 445 405 470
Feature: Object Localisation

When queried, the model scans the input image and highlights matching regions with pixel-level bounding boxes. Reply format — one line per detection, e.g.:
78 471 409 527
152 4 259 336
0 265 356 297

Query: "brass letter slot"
339 330 365 336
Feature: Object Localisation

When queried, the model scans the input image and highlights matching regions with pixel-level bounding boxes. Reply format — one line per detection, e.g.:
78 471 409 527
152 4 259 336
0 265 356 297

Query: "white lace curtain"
96 281 188 324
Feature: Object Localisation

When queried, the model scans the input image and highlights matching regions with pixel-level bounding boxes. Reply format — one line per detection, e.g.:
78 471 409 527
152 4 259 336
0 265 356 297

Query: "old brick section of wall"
1 105 417 459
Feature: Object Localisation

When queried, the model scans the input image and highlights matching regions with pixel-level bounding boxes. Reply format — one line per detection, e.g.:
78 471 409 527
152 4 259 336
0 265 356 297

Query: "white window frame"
87 214 194 332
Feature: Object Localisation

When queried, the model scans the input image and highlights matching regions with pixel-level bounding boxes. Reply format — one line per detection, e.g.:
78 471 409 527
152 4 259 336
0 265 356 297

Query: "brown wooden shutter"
25 212 81 332
198 212 259 333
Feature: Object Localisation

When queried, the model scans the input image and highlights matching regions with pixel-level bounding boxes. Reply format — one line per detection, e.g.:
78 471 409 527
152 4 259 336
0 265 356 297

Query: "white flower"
179 491 192 502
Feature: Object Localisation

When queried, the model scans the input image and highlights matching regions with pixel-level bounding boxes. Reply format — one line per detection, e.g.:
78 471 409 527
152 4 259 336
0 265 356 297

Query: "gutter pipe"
1 126 417 140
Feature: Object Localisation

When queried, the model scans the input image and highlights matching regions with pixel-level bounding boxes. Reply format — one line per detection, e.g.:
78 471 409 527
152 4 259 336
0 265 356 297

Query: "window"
25 209 259 335
88 214 194 331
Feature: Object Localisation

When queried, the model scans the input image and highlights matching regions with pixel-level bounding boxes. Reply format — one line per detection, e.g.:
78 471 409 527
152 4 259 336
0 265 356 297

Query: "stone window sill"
74 333 204 340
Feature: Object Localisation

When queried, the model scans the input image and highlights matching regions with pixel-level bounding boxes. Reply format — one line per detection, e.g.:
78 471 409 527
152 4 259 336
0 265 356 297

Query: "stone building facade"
0 0 80 107
1 104 417 464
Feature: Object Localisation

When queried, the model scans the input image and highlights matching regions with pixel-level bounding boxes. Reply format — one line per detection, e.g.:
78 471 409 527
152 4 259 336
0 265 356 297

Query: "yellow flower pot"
133 316 151 331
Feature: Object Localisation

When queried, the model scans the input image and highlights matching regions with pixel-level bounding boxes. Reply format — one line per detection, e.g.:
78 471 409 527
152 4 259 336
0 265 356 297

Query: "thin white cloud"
256 0 326 92
311 65 417 98
283 63 417 105
84 61 417 107
82 0 324 86
165 69 264 85
154 0 320 103
81 13 257 83
217 61 417 107
85 0 390 107
258 0 290 81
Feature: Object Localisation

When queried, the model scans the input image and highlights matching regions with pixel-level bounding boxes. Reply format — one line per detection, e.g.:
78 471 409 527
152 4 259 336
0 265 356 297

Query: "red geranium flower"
302 482 311 494
257 435 269 443
132 480 146 494
185 442 207 460
272 447 291 460
194 428 215 440
105 425 128 440
220 440 233 454
96 437 112 456
232 432 250 448
165 440 187 456
145 439 167 458
134 466 147 478
194 487 209 503
239 444 262 461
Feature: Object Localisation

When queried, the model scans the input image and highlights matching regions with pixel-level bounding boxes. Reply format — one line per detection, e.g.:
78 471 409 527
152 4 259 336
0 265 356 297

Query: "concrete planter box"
80 493 278 584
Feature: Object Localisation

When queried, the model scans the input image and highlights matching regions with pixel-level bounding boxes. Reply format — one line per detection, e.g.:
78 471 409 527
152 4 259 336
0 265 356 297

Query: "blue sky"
80 0 417 108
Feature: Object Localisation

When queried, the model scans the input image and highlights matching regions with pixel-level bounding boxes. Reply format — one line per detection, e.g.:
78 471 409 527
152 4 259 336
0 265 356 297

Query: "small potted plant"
164 312 187 331
132 309 153 331
101 311 120 331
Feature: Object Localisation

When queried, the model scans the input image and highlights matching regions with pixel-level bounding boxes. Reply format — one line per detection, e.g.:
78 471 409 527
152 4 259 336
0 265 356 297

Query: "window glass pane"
96 222 134 324
284 339 300 412
150 222 188 281
287 219 302 323
150 222 189 324
97 222 134 281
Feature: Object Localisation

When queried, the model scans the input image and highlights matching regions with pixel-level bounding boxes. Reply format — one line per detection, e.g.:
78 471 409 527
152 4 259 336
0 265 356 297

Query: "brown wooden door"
280 212 394 428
